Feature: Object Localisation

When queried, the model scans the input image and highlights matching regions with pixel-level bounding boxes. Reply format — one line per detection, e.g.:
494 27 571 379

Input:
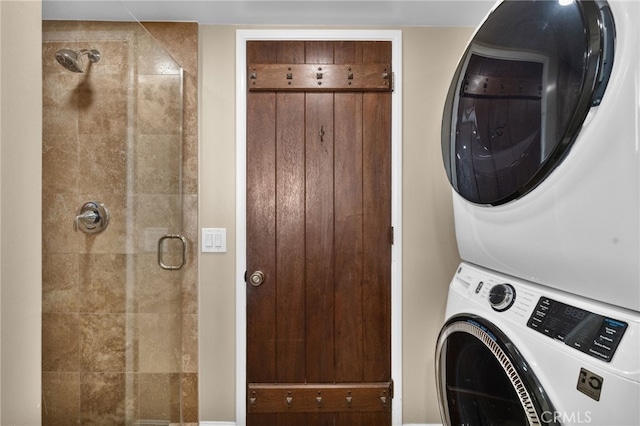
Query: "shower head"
55 49 101 73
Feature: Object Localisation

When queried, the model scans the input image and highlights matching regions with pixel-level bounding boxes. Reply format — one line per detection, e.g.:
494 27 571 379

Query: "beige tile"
42 192 83 254
42 73 80 136
181 373 199 423
137 75 182 135
82 40 129 78
135 134 181 195
183 73 198 136
182 314 198 373
79 253 128 313
126 373 141 423
80 372 127 424
78 85 128 136
78 134 128 194
80 313 127 372
181 198 199 315
42 372 81 425
124 314 140 374
138 373 180 422
132 194 182 253
182 133 198 195
137 313 181 373
180 195 198 262
43 133 79 194
43 253 80 314
181 274 198 316
141 22 198 77
134 253 182 314
42 313 80 372
136 30 182 76
77 72 128 97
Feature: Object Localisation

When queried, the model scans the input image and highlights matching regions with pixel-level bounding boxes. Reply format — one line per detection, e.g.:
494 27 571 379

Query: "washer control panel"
527 297 628 362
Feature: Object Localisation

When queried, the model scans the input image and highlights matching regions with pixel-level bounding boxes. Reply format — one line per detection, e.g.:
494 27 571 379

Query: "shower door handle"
158 234 187 270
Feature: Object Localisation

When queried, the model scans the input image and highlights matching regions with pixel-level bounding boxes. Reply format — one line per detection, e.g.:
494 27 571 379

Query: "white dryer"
441 0 640 311
436 263 640 425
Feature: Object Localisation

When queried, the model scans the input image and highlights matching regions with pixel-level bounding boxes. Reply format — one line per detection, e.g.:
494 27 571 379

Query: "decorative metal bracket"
247 381 393 413
286 391 293 409
248 63 392 91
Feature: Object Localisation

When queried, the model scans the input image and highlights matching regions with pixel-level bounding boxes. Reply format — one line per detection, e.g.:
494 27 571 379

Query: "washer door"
435 316 558 425
441 0 615 205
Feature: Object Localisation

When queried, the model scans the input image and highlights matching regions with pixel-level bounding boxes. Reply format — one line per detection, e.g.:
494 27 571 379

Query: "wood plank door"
246 40 392 425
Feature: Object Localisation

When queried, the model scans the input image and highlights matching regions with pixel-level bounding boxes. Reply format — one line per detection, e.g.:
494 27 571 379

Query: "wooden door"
246 40 392 425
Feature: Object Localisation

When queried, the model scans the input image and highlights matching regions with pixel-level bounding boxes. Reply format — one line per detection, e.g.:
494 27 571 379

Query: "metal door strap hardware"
247 382 392 413
248 63 392 91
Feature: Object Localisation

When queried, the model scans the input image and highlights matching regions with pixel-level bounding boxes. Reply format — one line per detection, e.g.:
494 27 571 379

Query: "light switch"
202 228 226 253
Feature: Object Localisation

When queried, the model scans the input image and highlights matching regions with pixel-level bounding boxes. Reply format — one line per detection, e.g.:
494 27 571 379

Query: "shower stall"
41 20 198 424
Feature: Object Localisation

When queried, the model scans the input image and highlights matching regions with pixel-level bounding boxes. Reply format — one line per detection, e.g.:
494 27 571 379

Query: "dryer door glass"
435 317 558 425
441 0 615 205
443 332 529 424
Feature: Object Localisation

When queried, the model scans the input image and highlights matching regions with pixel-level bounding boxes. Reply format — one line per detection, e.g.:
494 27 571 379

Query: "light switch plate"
202 228 226 253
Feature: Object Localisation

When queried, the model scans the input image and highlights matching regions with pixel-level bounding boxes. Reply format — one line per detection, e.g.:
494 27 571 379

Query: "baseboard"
200 423 440 426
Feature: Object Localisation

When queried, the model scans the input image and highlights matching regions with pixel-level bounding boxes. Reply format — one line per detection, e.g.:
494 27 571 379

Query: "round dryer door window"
435 316 558 425
441 0 615 205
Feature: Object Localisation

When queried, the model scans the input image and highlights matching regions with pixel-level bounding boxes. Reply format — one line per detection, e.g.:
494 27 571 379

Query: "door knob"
249 271 265 286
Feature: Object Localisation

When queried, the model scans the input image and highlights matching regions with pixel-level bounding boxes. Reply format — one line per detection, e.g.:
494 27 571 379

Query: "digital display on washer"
527 297 628 362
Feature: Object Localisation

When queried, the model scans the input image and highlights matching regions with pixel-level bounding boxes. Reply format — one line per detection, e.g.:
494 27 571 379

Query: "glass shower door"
131 26 186 424
42 20 193 424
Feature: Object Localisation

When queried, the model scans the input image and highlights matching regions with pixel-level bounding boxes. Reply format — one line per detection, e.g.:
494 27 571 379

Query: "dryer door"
435 315 558 426
441 0 615 205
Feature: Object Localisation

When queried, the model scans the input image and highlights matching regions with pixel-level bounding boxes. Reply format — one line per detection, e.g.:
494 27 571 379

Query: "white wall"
199 25 238 420
0 0 42 423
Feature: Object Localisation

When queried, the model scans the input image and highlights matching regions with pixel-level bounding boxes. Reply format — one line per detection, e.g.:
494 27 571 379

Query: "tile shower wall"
42 21 198 425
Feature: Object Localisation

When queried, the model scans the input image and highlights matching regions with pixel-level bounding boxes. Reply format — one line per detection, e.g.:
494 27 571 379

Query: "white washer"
436 262 640 425
441 0 640 311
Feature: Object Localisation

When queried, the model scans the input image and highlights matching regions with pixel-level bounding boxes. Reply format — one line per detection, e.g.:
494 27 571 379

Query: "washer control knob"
489 283 516 312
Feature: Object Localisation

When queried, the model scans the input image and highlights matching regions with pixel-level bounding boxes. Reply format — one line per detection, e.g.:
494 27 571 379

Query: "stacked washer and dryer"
435 0 640 425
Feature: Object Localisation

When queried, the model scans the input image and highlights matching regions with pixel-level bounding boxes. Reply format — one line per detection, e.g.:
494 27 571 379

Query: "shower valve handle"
74 201 109 234
74 210 98 231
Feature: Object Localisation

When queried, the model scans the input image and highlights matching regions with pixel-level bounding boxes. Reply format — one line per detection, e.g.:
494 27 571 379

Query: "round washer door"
435 316 558 425
441 0 615 205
